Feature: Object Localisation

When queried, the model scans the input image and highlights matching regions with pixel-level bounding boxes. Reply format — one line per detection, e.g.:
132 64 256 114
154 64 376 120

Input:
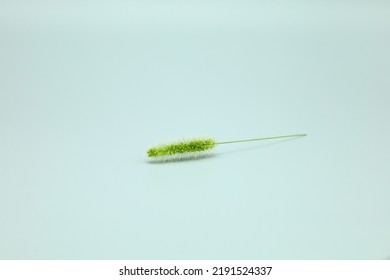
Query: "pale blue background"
1 1 389 259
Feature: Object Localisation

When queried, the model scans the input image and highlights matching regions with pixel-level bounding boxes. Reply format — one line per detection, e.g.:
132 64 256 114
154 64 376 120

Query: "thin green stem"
216 133 307 145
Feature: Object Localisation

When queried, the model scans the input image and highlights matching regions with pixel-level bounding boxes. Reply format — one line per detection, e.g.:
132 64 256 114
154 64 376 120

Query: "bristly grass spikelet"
147 133 307 163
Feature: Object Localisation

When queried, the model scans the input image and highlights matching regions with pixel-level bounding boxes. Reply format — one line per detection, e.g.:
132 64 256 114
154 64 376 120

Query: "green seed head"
147 138 216 160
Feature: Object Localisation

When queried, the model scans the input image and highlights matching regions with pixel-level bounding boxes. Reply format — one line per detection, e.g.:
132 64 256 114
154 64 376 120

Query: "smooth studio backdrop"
1 1 389 259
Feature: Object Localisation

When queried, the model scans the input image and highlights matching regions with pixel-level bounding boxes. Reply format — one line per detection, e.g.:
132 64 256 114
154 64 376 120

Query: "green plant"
147 133 306 162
